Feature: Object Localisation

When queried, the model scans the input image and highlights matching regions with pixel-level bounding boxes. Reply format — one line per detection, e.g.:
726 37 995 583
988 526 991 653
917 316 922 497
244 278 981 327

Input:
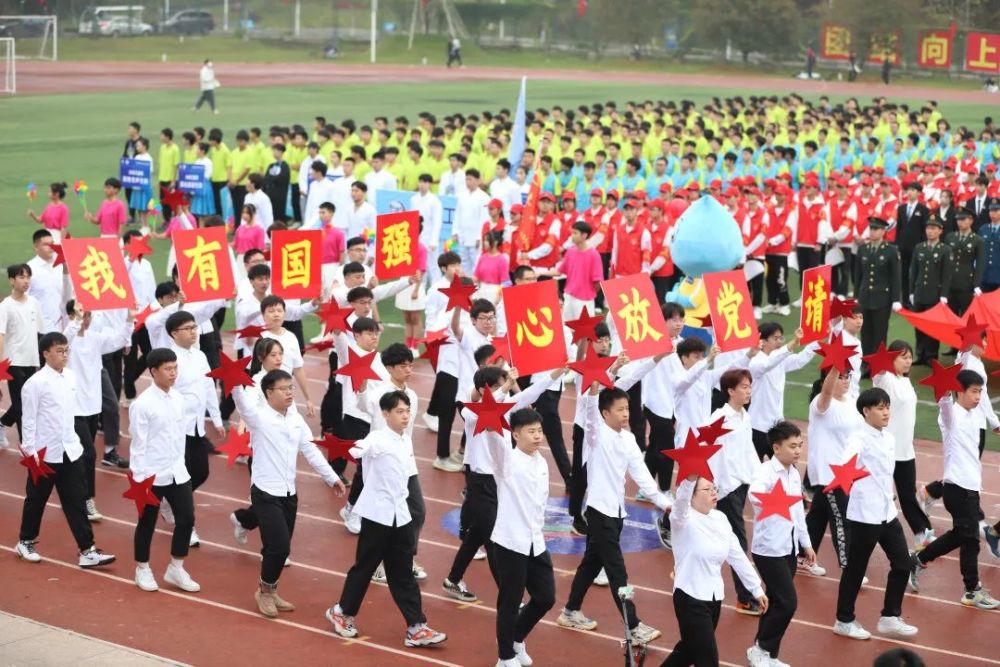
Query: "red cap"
633 190 647 200
685 181 700 191
510 203 524 215
724 187 739 198
561 190 576 200
763 178 776 188
874 166 885 174
487 198 504 210
709 179 723 189
861 176 874 186
745 187 761 197
861 166 873 174
590 187 604 197
605 190 620 201
915 160 926 168
779 172 793 182
658 182 673 193
539 192 556 202
835 178 849 188
963 164 978 174
945 158 957 168
844 165 855 173
987 164 997 173
622 199 640 209
966 140 976 149
648 199 667 212
896 163 908 172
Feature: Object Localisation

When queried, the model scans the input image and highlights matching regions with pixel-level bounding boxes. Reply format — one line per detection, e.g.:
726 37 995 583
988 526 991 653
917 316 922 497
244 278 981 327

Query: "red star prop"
823 453 870 494
816 332 858 374
133 303 156 332
488 335 511 364
0 357 13 382
229 324 265 341
122 471 161 517
206 352 255 397
830 297 859 320
217 429 251 469
751 478 804 521
566 306 604 344
438 275 477 312
955 314 988 351
696 313 713 328
696 415 733 445
19 448 55 484
304 338 336 353
50 243 65 268
568 343 615 390
862 342 901 378
316 300 353 334
124 234 154 261
419 329 452 372
161 188 189 209
336 348 381 391
918 359 963 401
661 430 722 482
464 388 518 436
312 433 357 463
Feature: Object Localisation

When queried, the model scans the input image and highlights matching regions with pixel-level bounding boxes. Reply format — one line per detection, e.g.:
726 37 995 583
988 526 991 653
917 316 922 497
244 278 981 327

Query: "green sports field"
1 78 996 444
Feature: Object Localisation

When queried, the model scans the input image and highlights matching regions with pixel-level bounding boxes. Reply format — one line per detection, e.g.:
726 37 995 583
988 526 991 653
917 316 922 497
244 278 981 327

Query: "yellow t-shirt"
209 143 231 182
182 147 198 165
230 146 255 185
158 142 181 182
285 144 307 186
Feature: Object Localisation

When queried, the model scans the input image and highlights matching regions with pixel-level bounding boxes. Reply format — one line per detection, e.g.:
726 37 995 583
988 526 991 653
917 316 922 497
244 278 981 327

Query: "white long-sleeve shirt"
706 403 759 499
27 255 66 334
454 188 490 245
439 169 467 198
145 299 225 351
938 396 983 492
20 365 83 464
488 431 549 556
65 318 132 417
128 384 188 485
747 343 817 433
357 381 418 476
960 353 1000 431
806 395 863 486
342 201 377 240
170 342 223 437
302 178 338 231
749 456 812 557
349 427 413 527
244 190 274 233
0 295 43 367
364 168 397 204
126 257 156 311
872 372 917 461
463 378 553 475
489 176 521 220
844 423 898 524
411 191 443 249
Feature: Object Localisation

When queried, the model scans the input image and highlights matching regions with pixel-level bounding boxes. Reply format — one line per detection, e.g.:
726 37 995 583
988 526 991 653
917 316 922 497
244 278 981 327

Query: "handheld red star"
568 343 615 390
312 433 357 462
464 388 518 436
661 430 722 482
124 234 154 261
955 314 988 351
206 352 255 396
751 478 804 521
217 429 252 469
696 415 733 445
336 348 381 392
566 306 604 344
830 297 859 320
229 324 265 341
19 448 55 484
0 357 13 382
816 332 858 374
488 335 511 365
918 359 963 401
133 303 156 332
823 453 870 494
304 338 336 353
862 342 901 378
50 243 65 268
438 275 477 312
161 188 189 210
122 471 161 517
419 329 452 372
696 313 713 328
316 300 353 334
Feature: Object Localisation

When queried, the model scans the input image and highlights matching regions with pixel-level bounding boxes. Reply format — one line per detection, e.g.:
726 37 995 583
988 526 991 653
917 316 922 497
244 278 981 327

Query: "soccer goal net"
0 38 14 94
0 15 58 61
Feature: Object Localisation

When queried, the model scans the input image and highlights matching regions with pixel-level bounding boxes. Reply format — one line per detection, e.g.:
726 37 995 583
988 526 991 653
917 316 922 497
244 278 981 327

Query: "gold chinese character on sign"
515 307 555 348
281 239 311 289
970 36 999 70
921 34 949 65
78 246 127 300
616 287 663 343
717 281 751 340
824 25 851 58
381 221 413 269
183 235 221 291
804 275 828 333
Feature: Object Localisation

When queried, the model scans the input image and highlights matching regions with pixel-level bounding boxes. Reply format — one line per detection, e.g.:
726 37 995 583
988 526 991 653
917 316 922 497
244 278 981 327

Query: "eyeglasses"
272 385 296 394
476 315 497 323
695 485 718 494
175 325 199 333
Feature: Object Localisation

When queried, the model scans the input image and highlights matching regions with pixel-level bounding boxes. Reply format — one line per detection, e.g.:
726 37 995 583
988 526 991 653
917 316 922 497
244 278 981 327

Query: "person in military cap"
943 207 984 319
981 197 1000 293
854 216 901 360
908 215 951 365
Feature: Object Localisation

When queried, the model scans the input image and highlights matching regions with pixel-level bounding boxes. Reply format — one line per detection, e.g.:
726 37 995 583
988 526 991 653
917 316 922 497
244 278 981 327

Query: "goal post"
0 38 15 95
0 15 57 61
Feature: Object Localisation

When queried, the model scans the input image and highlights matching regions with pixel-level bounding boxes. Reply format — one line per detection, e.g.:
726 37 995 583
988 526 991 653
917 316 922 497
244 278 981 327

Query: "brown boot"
255 588 278 618
272 591 296 612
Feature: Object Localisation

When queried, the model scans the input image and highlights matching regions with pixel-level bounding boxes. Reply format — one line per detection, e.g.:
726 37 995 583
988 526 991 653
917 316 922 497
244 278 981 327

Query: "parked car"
105 15 154 36
159 9 214 35
0 17 49 38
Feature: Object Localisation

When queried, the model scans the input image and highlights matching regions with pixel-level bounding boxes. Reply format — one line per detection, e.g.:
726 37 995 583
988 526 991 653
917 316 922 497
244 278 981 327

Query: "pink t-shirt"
559 246 604 301
40 202 69 231
95 198 128 236
321 225 346 264
415 243 428 272
233 223 265 255
164 213 195 237
474 252 509 285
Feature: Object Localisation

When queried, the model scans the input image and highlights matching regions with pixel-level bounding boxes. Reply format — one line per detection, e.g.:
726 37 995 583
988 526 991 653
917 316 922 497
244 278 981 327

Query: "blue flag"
507 76 527 169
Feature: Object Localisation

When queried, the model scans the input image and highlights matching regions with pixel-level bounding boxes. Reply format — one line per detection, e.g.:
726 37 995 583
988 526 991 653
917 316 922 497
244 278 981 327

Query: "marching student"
259 295 316 417
557 383 671 643
909 370 1000 610
233 370 346 617
422 251 462 450
746 421 815 667
872 340 934 548
486 408 557 667
0 263 44 443
14 332 116 569
129 348 200 594
748 324 814 461
664 472 767 667
640 303 686 503
831 306 863 400
122 229 157 405
833 388 918 641
326 391 447 648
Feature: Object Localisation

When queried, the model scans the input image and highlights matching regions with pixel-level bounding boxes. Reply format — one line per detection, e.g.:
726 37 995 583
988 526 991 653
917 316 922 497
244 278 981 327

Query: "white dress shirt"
170 342 223 437
749 457 812 557
489 176 521 220
0 295 43 366
938 396 983 492
126 257 157 310
462 378 552 475
873 372 917 461
302 178 338 230
454 188 490 246
357 381 419 476
669 351 750 447
364 168 398 204
707 403 759 499
572 357 655 427
960 353 1000 431
343 201 377 240
233 385 339 496
670 478 764 602
334 332 390 423
349 427 413 527
488 432 549 556
128 384 189 485
144 299 225 351
65 318 131 417
641 340 682 419
456 326 492 402
412 191 443 249
20 365 83 464
244 189 274 232
748 343 817 432
439 168 467 198
844 423 898 524
806 395 863 486
27 254 66 334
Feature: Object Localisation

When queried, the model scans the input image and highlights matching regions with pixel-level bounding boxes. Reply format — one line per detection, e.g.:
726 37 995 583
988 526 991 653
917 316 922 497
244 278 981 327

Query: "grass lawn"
1 79 996 444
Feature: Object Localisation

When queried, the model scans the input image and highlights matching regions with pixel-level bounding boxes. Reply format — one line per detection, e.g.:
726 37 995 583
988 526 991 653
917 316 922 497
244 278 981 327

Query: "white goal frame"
0 38 14 95
0 15 57 61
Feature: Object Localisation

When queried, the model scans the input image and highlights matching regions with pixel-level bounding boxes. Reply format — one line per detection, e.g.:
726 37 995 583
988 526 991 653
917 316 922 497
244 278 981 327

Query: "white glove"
891 301 902 312
940 296 948 304
974 287 983 296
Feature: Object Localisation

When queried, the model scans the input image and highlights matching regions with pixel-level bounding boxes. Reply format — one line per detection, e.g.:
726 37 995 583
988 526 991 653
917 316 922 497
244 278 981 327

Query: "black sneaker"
571 515 588 536
102 449 129 468
656 515 672 550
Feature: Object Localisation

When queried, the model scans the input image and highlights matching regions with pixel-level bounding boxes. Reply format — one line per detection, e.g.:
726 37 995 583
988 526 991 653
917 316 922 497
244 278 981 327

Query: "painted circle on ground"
441 496 663 555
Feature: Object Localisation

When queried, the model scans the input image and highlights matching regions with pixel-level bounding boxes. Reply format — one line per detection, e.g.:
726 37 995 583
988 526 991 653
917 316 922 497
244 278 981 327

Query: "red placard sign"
601 274 673 359
173 226 235 302
271 229 322 299
62 237 135 311
500 280 568 375
375 210 420 280
703 269 759 352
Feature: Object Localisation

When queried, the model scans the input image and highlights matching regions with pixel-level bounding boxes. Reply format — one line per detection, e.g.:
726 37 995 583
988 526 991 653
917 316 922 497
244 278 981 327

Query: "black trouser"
100 367 120 449
185 433 211 492
447 469 497 583
899 248 914 307
627 382 646 452
290 183 302 222
251 485 297 585
320 351 342 434
893 459 931 536
569 425 587 518
284 319 305 356
805 485 850 569
427 371 458 460
910 301 940 361
134 481 194 562
566 508 639 628
230 185 247 225
751 428 770 462
405 475 426 556
835 518 909 623
19 454 94 550
490 543 555 662
339 517 425 625
199 334 222 375
210 181 226 218
925 430 986 521
748 270 764 308
336 414 370 478
834 247 854 296
535 387 571 485
73 414 100 499
102 349 124 400
715 485 753 603
765 254 790 306
917 483 981 592
652 275 677 306
860 306 890 356
753 553 797 658
446 51 462 68
596 252 611 310
795 246 820 291
1 365 36 438
661 588 721 667
194 89 216 111
123 326 152 399
643 410 675 491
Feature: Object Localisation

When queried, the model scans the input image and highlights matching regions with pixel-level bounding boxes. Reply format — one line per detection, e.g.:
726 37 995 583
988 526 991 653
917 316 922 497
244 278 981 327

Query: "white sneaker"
833 620 870 640
792 297 802 308
15 540 41 563
433 456 463 472
796 557 826 577
412 562 428 581
340 506 361 534
78 546 115 569
159 498 175 525
862 575 869 586
230 512 249 545
512 640 533 666
372 563 388 584
914 528 935 550
473 547 488 560
762 304 778 314
778 305 791 316
85 499 103 522
753 306 763 320
876 616 918 637
594 568 609 586
164 563 201 592
746 644 772 667
556 608 597 631
0 424 8 448
189 527 201 548
422 413 439 433
135 565 158 592
284 556 292 567
630 622 661 643
496 659 520 667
